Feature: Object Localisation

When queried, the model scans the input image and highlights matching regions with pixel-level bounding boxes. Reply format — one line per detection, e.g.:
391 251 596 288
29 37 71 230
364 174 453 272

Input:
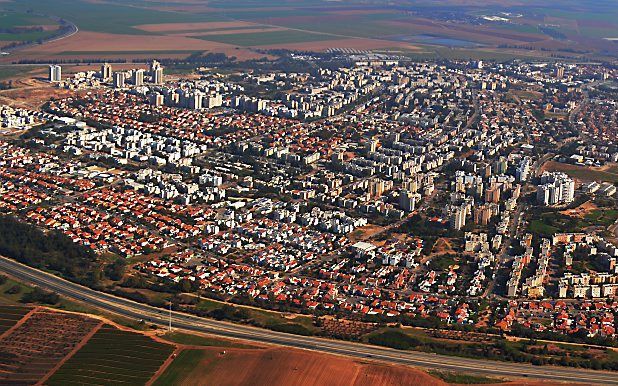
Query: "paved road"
0 256 616 385
2 17 78 55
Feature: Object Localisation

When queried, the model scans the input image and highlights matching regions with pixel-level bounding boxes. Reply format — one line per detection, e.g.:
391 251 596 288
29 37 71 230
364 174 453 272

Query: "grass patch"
583 209 618 227
0 11 61 42
153 349 213 386
0 277 33 304
162 331 256 348
529 206 618 238
0 272 148 330
0 12 49 29
367 329 421 350
544 161 618 183
268 322 313 336
529 219 559 237
428 254 458 271
193 297 319 335
429 370 504 384
0 66 33 81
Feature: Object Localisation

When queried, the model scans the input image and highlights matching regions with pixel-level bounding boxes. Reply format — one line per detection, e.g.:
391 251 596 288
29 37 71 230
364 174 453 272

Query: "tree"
5 284 21 295
105 258 127 281
0 215 97 284
21 288 59 305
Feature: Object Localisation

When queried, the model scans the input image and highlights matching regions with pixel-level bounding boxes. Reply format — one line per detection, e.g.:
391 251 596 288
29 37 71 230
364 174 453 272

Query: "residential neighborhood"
1 55 618 351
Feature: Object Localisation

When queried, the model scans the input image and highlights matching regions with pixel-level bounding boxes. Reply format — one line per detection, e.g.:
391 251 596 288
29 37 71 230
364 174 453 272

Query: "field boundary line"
0 306 38 341
146 346 183 386
36 320 104 385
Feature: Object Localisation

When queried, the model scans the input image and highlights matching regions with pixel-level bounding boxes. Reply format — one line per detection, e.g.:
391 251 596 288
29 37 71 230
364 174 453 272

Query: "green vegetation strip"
162 331 256 348
429 370 504 384
158 26 277 35
196 30 342 46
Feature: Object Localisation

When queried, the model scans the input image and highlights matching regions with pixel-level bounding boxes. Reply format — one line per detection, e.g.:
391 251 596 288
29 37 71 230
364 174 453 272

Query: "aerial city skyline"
0 0 617 385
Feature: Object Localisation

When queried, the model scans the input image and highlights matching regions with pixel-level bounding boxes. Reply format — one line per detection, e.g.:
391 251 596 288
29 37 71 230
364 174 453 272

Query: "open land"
0 301 546 386
1 0 618 63
542 161 618 183
154 347 449 386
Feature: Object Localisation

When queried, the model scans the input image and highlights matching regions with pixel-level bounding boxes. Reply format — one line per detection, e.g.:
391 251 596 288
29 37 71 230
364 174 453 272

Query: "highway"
0 256 616 385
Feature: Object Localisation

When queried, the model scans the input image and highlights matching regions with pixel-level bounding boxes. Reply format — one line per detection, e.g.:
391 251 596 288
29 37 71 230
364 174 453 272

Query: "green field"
47 324 174 385
207 8 323 20
529 206 618 237
152 349 213 386
540 7 618 24
10 0 217 35
197 30 341 46
544 162 618 183
0 30 57 42
0 11 61 43
0 11 55 29
279 14 415 40
529 219 560 237
156 26 277 35
562 168 618 183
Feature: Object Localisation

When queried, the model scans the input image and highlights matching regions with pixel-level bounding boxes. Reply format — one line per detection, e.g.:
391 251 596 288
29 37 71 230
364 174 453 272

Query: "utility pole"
169 300 172 332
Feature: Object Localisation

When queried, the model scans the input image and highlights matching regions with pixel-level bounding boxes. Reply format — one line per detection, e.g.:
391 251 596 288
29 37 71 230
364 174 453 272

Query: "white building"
537 172 574 205
49 65 62 83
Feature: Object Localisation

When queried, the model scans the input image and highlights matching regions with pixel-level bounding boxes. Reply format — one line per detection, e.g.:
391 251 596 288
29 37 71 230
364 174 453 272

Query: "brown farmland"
164 346 447 386
5 31 266 62
0 308 101 385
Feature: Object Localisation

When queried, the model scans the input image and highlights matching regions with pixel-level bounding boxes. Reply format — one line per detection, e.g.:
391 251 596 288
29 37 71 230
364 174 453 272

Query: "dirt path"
36 320 103 385
146 346 183 386
0 306 38 340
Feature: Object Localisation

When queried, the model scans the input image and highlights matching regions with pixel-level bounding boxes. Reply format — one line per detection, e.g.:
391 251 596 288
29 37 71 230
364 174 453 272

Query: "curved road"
0 256 616 385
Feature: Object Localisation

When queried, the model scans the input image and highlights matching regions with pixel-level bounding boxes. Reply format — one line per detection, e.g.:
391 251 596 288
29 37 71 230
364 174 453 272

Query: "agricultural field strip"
48 325 174 385
0 309 101 384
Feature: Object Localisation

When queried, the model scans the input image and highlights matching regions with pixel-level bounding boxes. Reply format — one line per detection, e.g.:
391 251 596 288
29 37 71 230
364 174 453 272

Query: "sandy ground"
432 238 456 255
0 80 78 109
560 201 598 218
